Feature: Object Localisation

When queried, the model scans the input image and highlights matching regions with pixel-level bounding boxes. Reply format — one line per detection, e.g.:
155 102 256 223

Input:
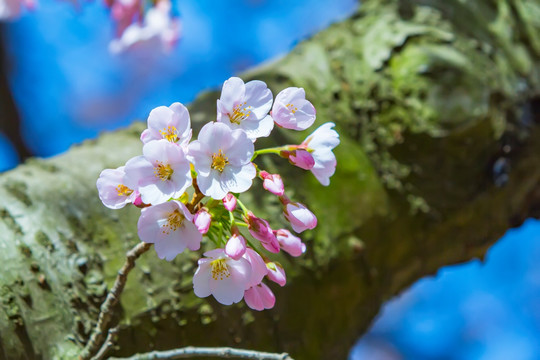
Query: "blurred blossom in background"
1 1 540 359
0 0 357 166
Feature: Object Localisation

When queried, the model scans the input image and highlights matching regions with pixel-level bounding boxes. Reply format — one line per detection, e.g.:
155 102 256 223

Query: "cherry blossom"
301 122 340 186
243 248 268 287
225 233 247 260
266 262 286 287
0 0 33 20
193 249 251 305
274 229 306 257
188 122 255 200
246 212 280 253
286 149 315 170
223 193 237 211
260 171 284 196
97 166 138 209
125 139 191 205
194 208 211 234
216 77 274 141
244 283 275 311
109 0 180 54
271 87 316 130
281 197 317 233
137 201 201 261
110 0 141 38
141 102 192 146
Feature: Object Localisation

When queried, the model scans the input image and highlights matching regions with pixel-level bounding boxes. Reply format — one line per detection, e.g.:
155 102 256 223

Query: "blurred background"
0 1 539 359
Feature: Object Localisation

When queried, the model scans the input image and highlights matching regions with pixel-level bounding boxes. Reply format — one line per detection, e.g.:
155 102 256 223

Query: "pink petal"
225 234 247 260
266 262 286 287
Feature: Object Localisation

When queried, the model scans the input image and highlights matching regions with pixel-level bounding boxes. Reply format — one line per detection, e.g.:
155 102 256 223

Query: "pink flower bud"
225 233 246 260
132 191 144 207
223 193 237 211
283 201 317 233
274 229 306 257
194 209 211 234
288 149 314 170
266 262 286 286
260 171 284 196
244 283 275 311
246 212 280 253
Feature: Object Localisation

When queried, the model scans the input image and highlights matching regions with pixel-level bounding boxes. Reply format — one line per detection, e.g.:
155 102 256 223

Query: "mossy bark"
1 0 540 359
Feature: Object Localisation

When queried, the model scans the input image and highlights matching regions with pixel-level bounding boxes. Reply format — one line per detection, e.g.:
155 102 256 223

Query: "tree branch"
109 347 294 360
1 1 540 359
91 327 119 360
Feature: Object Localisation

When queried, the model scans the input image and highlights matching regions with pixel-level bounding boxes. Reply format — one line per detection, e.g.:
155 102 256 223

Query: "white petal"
198 122 234 154
154 235 186 261
221 164 256 194
244 80 273 119
223 129 254 165
142 139 171 163
180 221 203 251
193 262 212 298
219 77 245 113
169 102 191 141
147 106 174 132
198 171 228 199
305 122 340 151
124 155 154 189
241 114 274 140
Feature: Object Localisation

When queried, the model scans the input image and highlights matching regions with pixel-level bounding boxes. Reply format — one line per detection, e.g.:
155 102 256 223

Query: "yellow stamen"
286 103 298 114
154 161 174 181
211 149 229 172
160 125 179 143
228 102 252 124
211 258 230 280
116 184 133 197
161 209 185 235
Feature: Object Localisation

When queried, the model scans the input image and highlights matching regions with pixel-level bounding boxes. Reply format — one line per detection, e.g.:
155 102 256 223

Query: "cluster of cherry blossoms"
106 0 180 54
97 77 340 310
0 0 34 20
0 0 180 54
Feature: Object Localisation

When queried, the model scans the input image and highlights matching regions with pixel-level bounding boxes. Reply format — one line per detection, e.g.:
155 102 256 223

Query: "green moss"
4 181 32 207
35 231 55 252
0 208 23 235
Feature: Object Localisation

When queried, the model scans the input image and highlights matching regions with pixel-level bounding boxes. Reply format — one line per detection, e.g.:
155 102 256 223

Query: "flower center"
162 209 185 234
228 102 252 124
286 103 298 114
211 258 230 280
116 184 133 197
211 149 229 173
160 125 179 143
154 161 174 181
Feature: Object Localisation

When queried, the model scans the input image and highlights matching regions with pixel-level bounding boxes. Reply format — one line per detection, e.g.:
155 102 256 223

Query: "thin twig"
108 347 295 360
82 178 205 359
91 327 119 360
188 177 205 212
79 242 152 360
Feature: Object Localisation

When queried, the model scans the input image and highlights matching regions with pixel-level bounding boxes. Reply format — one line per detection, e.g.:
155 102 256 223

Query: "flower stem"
228 210 236 227
252 146 286 161
236 198 249 216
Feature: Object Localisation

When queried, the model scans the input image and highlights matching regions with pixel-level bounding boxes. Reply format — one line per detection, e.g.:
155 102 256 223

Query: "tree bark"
1 0 540 359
